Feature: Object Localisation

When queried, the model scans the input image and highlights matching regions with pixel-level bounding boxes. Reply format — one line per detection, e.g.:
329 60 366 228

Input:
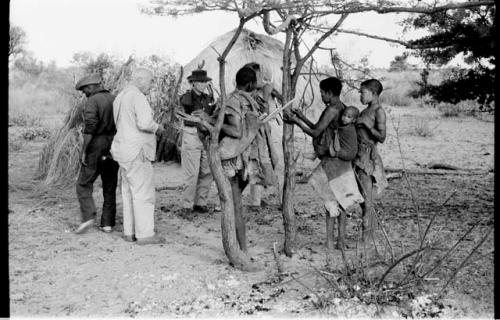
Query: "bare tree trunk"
281 27 297 257
207 17 259 270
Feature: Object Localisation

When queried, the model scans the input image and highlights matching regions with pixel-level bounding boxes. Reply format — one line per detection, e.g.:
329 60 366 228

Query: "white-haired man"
111 68 165 245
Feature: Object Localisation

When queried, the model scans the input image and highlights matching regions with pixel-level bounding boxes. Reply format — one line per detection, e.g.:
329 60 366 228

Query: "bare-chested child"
354 79 389 241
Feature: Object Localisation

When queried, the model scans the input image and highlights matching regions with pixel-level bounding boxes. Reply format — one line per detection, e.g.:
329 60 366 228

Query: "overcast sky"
10 0 431 69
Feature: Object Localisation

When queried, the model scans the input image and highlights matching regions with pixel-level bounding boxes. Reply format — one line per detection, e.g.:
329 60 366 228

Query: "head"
319 77 342 104
187 69 211 94
341 106 360 125
131 67 155 95
81 83 101 97
235 66 257 92
75 73 102 97
243 62 263 88
359 79 383 105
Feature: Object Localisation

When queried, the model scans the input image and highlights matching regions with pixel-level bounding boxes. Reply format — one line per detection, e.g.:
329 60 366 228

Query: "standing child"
354 79 389 241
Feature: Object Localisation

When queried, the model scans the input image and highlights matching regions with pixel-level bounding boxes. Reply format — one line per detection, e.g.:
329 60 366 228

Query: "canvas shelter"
181 28 325 121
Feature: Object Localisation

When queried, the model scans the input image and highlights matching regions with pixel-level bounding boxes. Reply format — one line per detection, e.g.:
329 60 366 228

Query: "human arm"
369 107 386 143
81 98 99 166
133 92 159 133
293 107 339 138
292 108 315 128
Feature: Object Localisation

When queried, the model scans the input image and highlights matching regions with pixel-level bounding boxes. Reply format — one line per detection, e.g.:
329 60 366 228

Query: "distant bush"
9 136 26 152
408 119 435 137
412 67 494 112
437 100 481 117
9 111 41 127
20 127 52 140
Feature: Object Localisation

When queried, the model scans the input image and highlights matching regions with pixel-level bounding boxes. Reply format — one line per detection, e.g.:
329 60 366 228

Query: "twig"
377 246 430 288
290 274 326 306
389 114 423 240
415 222 478 282
399 189 458 285
373 210 395 264
438 228 493 298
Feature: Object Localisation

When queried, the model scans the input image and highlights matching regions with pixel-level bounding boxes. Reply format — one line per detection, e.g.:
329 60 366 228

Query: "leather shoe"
136 235 166 245
75 219 94 234
122 234 136 242
193 205 209 213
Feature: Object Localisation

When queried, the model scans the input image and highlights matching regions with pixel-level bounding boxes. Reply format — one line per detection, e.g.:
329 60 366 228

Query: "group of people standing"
72 62 387 253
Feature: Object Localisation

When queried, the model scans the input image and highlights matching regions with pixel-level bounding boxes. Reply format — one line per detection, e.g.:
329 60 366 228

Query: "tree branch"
317 1 495 15
298 13 349 69
336 28 434 49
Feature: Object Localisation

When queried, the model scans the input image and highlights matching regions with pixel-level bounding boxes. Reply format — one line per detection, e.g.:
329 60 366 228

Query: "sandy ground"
8 106 494 317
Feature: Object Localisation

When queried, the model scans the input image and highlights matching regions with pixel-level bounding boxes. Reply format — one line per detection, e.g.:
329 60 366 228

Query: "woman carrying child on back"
287 77 363 250
354 79 389 241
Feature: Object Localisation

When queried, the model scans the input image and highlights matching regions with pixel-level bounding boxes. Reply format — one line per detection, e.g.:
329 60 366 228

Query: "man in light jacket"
111 67 165 245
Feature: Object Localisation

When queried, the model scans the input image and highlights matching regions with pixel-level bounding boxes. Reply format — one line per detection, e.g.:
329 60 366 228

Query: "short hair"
360 79 383 95
344 106 360 118
236 66 256 87
319 77 342 96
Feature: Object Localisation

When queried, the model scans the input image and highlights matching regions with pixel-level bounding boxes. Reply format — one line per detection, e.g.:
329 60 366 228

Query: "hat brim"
187 75 212 82
75 81 100 90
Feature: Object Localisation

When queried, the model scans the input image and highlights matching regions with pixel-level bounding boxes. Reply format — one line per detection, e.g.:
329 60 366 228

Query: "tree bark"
281 27 297 257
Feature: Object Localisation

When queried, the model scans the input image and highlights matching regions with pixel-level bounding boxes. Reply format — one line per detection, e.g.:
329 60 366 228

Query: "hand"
262 84 273 100
80 151 87 167
156 123 165 136
192 110 211 122
283 113 297 124
292 108 304 118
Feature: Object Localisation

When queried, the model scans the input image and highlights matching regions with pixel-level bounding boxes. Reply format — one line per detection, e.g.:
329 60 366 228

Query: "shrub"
9 136 26 152
9 112 41 127
408 119 435 137
21 127 52 140
437 100 481 117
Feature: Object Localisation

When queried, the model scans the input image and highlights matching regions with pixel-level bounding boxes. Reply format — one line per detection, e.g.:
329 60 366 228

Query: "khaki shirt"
110 85 159 163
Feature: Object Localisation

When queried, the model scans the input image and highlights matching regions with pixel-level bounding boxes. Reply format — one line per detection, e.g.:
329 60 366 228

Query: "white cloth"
309 161 364 217
181 126 213 209
119 150 156 239
110 85 159 163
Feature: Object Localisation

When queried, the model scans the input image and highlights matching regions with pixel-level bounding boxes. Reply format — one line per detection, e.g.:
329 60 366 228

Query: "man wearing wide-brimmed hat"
74 74 120 235
178 69 216 217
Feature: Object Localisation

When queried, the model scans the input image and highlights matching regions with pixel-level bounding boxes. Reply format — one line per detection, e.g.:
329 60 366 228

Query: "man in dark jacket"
178 69 216 216
74 74 120 234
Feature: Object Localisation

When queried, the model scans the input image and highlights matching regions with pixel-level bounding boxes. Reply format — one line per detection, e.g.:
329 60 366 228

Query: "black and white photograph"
8 0 495 317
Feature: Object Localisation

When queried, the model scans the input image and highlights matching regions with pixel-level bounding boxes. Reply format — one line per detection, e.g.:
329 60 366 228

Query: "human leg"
119 163 135 238
194 147 213 208
100 157 119 228
325 213 335 250
356 168 375 240
76 159 99 223
231 175 247 252
123 155 156 239
181 130 202 210
336 209 347 250
249 184 263 207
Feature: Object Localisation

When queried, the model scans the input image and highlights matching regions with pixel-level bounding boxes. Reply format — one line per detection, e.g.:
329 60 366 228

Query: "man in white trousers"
111 67 165 245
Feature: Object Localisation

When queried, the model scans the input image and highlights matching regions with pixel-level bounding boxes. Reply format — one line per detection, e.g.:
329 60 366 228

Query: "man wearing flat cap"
178 69 216 217
74 74 119 234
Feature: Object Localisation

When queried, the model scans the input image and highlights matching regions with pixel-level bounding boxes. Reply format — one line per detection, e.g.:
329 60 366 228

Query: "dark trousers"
76 151 119 226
